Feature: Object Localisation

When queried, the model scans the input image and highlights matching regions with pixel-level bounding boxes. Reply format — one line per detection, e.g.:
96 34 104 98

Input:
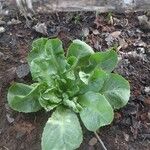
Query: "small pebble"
16 64 30 78
148 112 150 120
89 137 98 146
0 20 6 25
33 23 48 35
7 18 21 25
6 114 14 123
0 129 2 134
137 47 145 54
123 132 130 142
82 27 89 37
111 31 121 38
144 87 150 93
0 26 5 33
93 29 100 35
0 52 4 58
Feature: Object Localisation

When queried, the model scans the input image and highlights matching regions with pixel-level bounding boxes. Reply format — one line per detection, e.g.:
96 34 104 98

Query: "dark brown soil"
0 2 150 150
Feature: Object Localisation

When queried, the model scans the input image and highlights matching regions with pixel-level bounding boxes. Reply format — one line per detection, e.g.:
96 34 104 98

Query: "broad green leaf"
7 83 42 113
87 69 109 92
80 69 109 94
79 91 114 132
42 107 83 150
67 40 94 67
67 39 94 60
89 50 118 72
100 73 130 109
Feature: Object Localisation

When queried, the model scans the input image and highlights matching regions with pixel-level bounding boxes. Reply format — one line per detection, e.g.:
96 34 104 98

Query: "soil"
0 2 150 150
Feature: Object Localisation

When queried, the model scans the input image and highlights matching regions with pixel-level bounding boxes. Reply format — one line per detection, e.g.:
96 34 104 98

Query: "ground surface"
0 2 150 150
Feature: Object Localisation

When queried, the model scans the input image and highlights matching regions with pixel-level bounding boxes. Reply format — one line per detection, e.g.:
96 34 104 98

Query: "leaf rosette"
7 38 130 150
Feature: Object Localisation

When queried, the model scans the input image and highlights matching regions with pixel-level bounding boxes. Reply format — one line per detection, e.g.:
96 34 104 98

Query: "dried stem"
94 132 108 150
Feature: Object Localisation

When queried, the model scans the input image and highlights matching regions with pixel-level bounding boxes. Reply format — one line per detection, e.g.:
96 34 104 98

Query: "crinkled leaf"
29 58 57 84
7 83 42 113
28 38 68 82
100 73 130 109
39 98 58 112
89 50 118 72
28 38 48 64
45 38 68 73
79 91 114 132
41 88 61 103
64 70 76 81
63 77 79 97
63 99 79 113
63 95 82 113
79 71 90 85
42 107 83 150
39 88 62 111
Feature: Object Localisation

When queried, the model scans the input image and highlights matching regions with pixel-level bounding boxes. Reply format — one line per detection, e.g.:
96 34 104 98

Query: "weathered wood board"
36 0 150 12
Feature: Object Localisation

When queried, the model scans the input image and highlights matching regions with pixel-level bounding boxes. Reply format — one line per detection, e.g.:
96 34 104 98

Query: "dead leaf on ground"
144 99 150 105
33 23 48 35
111 31 121 38
119 38 128 49
123 132 130 142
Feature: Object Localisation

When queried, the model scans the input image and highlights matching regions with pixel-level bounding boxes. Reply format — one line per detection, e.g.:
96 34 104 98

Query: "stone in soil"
16 64 30 78
0 26 5 33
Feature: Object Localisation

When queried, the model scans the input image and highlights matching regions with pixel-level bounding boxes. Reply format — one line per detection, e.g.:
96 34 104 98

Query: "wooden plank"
35 0 150 12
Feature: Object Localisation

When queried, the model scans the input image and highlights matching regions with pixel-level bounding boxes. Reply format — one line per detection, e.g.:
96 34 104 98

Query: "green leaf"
29 58 57 83
42 107 83 150
79 69 109 94
67 56 78 68
79 71 90 85
7 83 42 113
67 39 94 60
39 88 61 111
63 99 79 113
65 70 76 81
62 74 79 97
79 91 114 132
89 50 118 72
28 38 48 65
67 40 95 73
45 38 68 73
41 88 61 103
100 73 130 109
39 98 58 112
28 38 68 82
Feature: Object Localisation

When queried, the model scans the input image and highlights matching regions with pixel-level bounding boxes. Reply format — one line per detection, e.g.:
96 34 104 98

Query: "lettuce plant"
7 38 130 150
